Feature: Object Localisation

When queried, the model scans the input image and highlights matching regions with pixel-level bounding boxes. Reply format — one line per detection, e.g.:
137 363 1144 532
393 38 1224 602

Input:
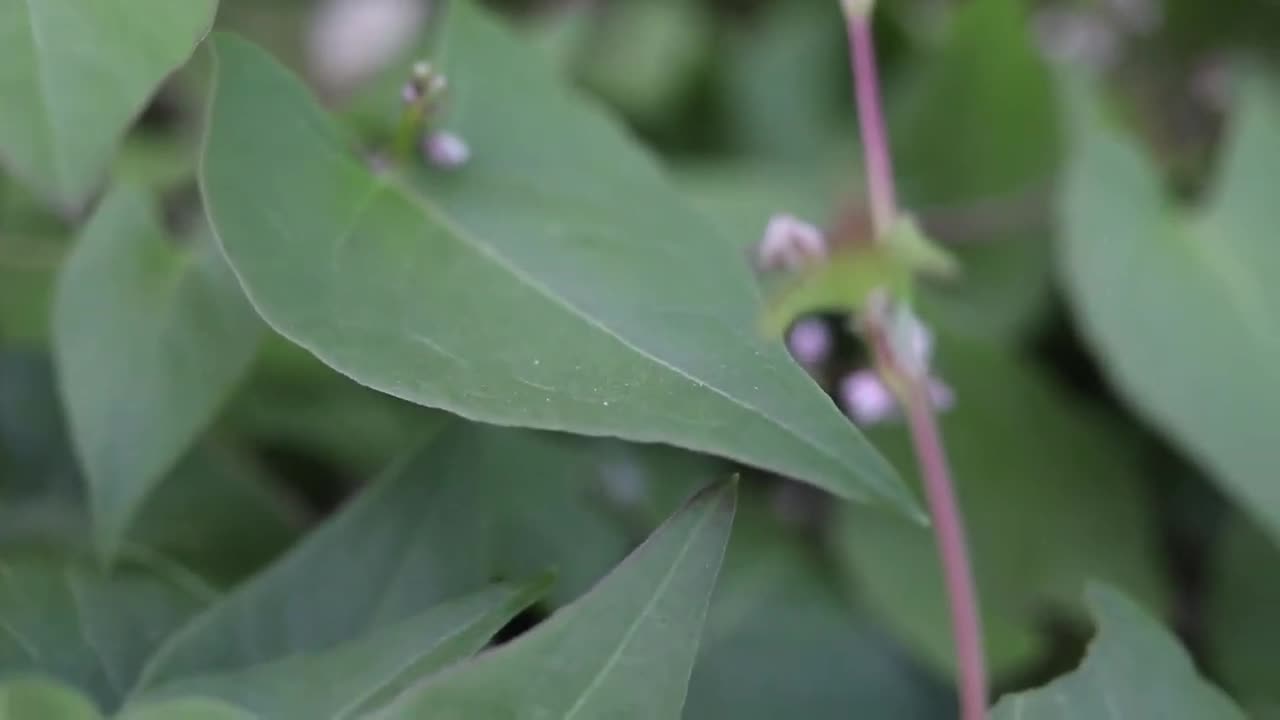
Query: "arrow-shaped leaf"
991 585 1246 719
1059 77 1280 543
53 185 261 557
0 0 217 209
198 8 914 516
370 482 737 720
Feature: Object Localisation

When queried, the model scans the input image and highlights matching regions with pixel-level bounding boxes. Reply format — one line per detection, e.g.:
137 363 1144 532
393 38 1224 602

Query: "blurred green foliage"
2 0 1279 717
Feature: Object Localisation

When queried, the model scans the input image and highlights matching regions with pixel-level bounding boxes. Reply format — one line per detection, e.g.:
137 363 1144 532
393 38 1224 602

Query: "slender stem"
846 12 898 239
902 385 989 720
845 4 989 717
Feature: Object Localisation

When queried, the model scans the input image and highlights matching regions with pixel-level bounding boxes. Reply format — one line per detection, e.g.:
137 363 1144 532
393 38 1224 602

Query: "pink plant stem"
847 13 898 238
845 5 989 718
903 386 989 720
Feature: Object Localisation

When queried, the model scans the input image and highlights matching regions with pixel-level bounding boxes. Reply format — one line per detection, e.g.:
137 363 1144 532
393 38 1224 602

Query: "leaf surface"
199 11 913 515
0 0 216 208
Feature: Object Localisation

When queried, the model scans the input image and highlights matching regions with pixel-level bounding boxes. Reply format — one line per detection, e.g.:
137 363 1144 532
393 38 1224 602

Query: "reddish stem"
845 6 989 718
847 13 898 238
903 385 989 720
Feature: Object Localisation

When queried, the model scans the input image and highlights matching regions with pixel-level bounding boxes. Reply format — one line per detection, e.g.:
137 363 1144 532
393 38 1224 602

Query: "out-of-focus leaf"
369 483 737 720
577 0 713 125
1205 515 1280 718
675 163 834 251
720 1 845 165
0 548 212 712
1059 76 1280 543
200 17 915 516
0 351 303 587
135 578 550 720
686 493 950 720
118 697 256 720
0 0 216 209
141 417 720 693
128 448 304 588
53 185 261 558
990 585 1246 719
0 677 99 719
893 0 1059 338
834 341 1167 677
224 336 430 479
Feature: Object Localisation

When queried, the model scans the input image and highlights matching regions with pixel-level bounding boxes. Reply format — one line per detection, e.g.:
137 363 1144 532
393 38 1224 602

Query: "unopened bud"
757 214 828 271
841 370 898 426
422 131 470 169
787 318 834 367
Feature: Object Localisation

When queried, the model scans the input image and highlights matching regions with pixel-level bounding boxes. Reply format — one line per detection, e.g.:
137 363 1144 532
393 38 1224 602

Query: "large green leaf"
893 0 1059 339
990 585 1246 719
369 482 737 720
0 677 99 719
1059 77 1280 542
53 185 262 557
1205 515 1280 718
198 9 914 516
833 341 1167 677
135 579 549 719
0 548 212 712
0 0 217 209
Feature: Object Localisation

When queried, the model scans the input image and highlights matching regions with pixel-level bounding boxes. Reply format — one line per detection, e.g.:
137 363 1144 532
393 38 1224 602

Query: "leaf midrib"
561 496 718 719
383 177 876 499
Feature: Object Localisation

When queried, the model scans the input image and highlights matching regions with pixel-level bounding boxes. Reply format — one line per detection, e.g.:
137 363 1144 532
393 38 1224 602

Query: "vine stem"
846 10 897 238
844 4 989 718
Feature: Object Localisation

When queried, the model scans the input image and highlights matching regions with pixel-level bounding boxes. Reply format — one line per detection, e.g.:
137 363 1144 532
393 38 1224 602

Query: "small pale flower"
841 370 898 426
787 318 834 367
422 131 470 169
839 368 955 426
757 214 828 271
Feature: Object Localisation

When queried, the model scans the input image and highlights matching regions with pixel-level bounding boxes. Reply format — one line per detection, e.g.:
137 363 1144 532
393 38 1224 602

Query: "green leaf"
687 493 949 720
0 351 302 586
990 585 1246 719
117 698 256 720
369 482 737 720
0 677 99 719
199 14 914 517
140 419 717 689
135 578 550 719
0 0 217 209
53 184 262 558
127 447 303 588
0 548 212 712
1059 76 1280 543
833 341 1167 676
892 0 1058 339
1205 515 1280 717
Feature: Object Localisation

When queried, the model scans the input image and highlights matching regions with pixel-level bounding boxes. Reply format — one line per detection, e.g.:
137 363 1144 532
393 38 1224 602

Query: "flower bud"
422 130 470 169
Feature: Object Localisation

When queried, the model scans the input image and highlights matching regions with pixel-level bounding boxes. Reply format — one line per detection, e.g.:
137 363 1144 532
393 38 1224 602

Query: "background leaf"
892 0 1059 340
53 185 262 557
0 548 212 712
833 340 1167 677
1205 514 1280 718
140 419 714 688
1059 76 1280 543
370 482 737 720
136 578 549 720
0 0 217 209
199 11 914 515
990 585 1246 719
0 677 100 719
